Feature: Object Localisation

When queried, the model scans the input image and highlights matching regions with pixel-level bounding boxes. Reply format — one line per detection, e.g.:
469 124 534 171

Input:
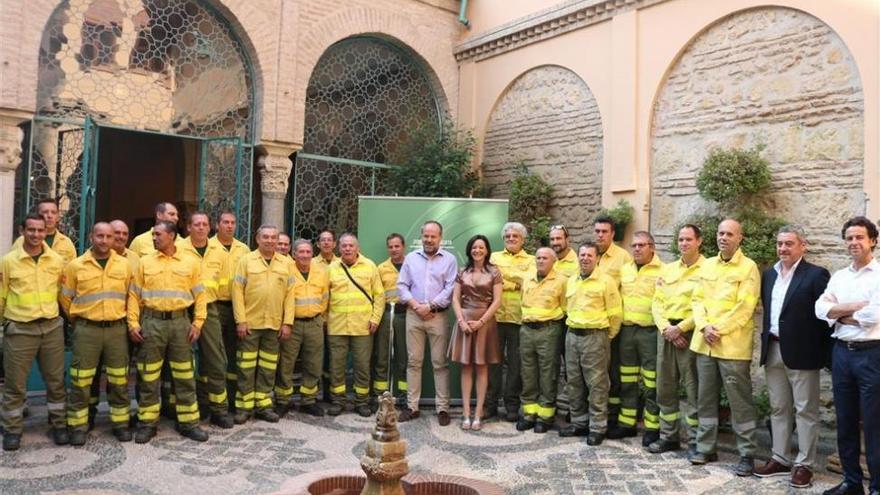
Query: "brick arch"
3 0 270 133
481 64 604 243
291 6 458 146
648 5 864 269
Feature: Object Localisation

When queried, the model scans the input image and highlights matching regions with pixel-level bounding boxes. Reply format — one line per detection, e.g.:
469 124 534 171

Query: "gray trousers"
765 340 820 468
695 353 758 457
566 329 610 433
656 330 698 443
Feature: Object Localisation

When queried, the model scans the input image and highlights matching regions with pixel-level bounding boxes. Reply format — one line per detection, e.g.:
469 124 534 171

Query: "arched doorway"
290 35 443 239
16 0 258 250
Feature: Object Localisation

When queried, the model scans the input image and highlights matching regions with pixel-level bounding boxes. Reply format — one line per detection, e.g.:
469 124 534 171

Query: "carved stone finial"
373 392 400 442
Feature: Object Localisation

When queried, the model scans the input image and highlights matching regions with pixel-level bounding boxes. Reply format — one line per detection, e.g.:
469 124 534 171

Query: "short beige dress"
449 266 503 365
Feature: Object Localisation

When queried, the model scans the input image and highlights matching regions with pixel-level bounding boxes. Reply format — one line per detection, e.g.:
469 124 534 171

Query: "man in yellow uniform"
689 219 760 477
232 225 295 424
313 229 340 269
10 198 77 264
211 211 250 412
488 222 535 421
373 233 408 405
549 224 577 419
517 247 567 433
179 212 233 428
0 214 67 451
648 224 704 455
593 214 633 427
559 242 622 446
127 221 208 443
608 231 663 445
129 202 180 257
60 222 132 445
313 229 339 402
275 239 328 417
327 233 385 417
276 234 292 257
110 219 140 272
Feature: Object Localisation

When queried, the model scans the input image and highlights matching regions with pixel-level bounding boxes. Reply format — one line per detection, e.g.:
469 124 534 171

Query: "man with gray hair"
754 226 830 489
488 222 535 422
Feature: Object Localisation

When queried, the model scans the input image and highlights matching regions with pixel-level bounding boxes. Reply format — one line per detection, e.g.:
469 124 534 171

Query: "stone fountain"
359 392 409 495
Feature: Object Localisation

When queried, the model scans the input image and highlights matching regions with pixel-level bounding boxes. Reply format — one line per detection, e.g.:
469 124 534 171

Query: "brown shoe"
437 411 450 426
754 458 791 478
789 466 813 488
398 408 420 422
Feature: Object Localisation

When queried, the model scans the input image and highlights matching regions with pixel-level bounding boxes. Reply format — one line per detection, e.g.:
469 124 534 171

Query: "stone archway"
650 7 864 269
482 65 604 242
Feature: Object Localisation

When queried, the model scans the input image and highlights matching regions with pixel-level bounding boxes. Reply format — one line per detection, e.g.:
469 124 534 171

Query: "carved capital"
0 110 31 173
258 155 292 195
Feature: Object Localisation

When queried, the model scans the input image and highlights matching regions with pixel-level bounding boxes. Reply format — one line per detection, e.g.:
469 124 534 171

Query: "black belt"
838 339 880 351
769 334 780 342
295 314 321 322
393 303 408 313
431 306 448 314
524 319 563 330
215 300 233 307
79 318 125 328
568 327 605 336
144 308 188 320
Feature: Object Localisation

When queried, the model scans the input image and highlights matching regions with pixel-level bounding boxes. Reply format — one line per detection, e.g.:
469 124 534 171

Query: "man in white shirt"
815 216 880 495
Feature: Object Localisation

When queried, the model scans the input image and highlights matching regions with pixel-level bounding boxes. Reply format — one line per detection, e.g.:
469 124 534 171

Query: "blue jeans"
831 341 880 490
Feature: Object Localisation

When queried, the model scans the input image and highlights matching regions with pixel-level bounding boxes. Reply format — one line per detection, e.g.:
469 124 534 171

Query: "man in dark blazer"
754 225 830 489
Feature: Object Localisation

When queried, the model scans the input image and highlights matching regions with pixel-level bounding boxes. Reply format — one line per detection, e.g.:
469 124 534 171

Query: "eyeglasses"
550 224 569 236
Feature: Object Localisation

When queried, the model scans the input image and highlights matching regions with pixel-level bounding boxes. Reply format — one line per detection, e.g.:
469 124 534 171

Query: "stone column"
256 142 300 229
0 110 32 254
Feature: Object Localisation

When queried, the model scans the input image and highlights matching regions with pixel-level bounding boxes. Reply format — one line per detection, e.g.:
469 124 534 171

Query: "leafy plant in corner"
596 199 635 242
508 162 554 251
387 119 480 198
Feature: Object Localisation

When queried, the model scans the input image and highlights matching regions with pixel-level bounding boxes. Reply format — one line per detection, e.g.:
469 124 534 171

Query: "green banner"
357 196 509 263
357 196 509 404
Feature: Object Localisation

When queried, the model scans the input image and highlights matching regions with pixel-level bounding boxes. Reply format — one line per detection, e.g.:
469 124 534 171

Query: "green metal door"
17 116 98 254
199 137 253 241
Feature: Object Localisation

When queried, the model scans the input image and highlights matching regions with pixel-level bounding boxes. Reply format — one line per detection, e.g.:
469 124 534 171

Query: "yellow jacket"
129 230 184 258
179 237 228 304
651 255 706 333
12 230 77 264
292 263 329 319
620 254 663 327
61 250 130 321
211 235 250 301
377 258 402 304
120 248 140 273
232 250 296 330
597 242 632 286
690 249 760 360
0 242 64 323
312 254 340 270
521 269 568 323
565 269 622 339
554 249 578 279
327 255 385 336
490 249 536 324
127 248 207 329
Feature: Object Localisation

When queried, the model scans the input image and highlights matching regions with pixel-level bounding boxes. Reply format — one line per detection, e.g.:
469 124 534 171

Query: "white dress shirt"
815 258 880 341
769 258 801 337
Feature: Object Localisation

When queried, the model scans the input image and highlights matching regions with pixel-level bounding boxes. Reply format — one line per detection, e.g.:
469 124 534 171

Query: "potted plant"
596 199 634 242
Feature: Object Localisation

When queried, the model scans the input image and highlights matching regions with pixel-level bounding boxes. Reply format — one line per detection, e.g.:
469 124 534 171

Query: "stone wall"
481 65 603 243
650 7 864 271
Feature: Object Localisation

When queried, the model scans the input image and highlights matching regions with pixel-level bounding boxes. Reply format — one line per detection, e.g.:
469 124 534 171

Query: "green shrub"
508 162 554 251
387 119 479 198
596 199 635 241
696 145 771 207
